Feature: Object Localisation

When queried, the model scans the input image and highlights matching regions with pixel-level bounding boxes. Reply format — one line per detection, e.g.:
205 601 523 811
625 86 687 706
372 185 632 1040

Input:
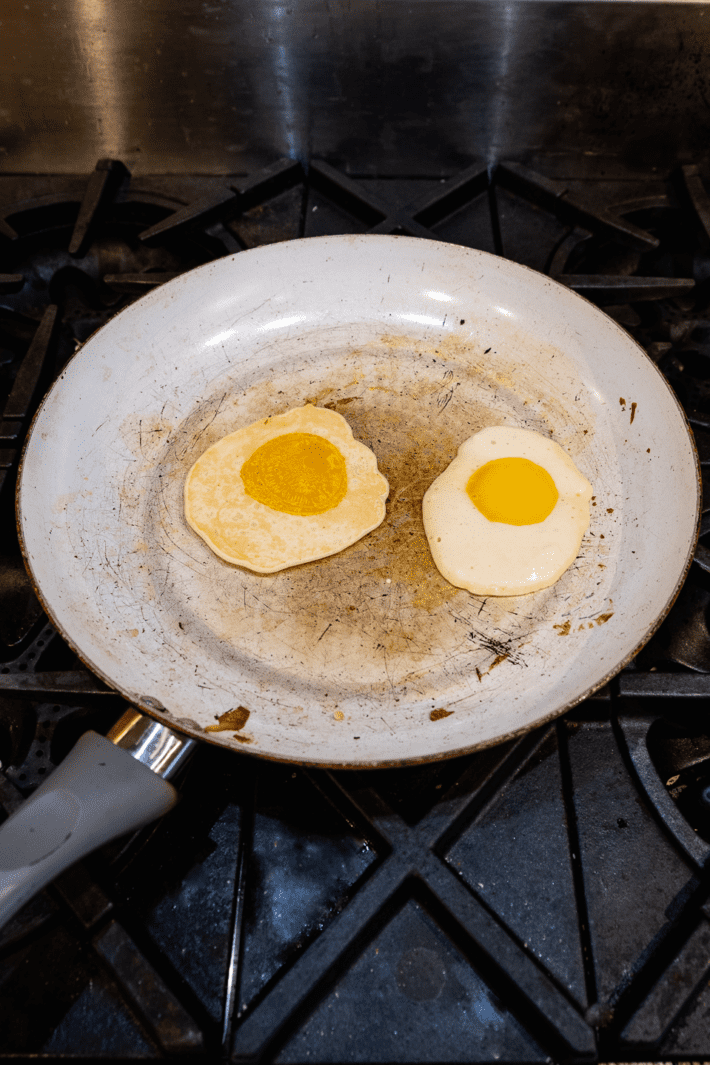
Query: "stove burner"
2 158 710 1061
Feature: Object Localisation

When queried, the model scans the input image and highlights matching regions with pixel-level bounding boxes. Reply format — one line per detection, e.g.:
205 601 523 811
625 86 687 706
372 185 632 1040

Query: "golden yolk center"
240 432 348 516
466 457 559 525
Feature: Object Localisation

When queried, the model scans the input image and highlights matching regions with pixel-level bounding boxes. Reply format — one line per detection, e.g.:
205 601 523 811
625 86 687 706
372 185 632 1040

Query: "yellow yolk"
240 431 348 516
466 456 559 526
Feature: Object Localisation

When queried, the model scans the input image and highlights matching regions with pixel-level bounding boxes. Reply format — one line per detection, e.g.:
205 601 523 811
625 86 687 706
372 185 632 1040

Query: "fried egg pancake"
185 405 389 573
423 426 592 595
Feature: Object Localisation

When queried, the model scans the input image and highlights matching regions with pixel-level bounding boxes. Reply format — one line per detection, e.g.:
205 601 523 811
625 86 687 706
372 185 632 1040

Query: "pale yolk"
466 457 559 526
240 431 348 516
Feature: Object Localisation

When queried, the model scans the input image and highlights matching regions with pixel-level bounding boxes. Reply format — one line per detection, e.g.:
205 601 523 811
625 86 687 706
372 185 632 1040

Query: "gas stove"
1 158 710 1062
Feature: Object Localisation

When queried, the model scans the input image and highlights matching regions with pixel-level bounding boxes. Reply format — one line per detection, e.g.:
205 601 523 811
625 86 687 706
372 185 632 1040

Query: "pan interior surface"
18 236 699 766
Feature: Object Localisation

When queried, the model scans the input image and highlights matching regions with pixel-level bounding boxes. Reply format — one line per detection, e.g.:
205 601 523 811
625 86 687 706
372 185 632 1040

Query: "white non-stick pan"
17 235 701 765
0 236 700 929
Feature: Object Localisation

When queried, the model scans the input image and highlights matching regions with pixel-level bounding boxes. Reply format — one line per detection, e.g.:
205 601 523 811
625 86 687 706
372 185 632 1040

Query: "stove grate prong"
309 160 440 241
2 303 60 426
137 158 304 245
231 156 304 203
682 164 710 243
103 272 182 293
69 159 129 259
404 164 489 230
0 669 118 702
0 273 24 294
137 186 237 244
556 275 695 303
0 217 18 242
498 162 659 251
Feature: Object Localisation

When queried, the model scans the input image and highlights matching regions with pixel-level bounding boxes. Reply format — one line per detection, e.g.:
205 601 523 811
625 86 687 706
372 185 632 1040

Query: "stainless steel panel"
1 1 710 176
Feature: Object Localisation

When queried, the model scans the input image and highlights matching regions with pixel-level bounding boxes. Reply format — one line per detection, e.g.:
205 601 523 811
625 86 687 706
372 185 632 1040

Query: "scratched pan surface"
18 236 700 767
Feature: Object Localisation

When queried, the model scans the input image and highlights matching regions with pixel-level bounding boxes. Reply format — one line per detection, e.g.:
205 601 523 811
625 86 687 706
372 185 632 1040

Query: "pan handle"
0 711 196 933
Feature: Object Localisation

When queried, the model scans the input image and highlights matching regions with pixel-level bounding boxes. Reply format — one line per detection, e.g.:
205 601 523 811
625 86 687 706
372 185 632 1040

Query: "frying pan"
0 235 700 926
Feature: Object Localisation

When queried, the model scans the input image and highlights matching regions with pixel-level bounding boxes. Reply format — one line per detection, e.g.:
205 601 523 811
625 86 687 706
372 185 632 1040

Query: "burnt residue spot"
619 397 626 407
595 612 614 626
436 375 459 413
553 620 571 636
233 733 253 744
471 630 524 668
330 417 461 611
472 633 507 658
430 708 453 722
630 402 637 424
205 706 250 733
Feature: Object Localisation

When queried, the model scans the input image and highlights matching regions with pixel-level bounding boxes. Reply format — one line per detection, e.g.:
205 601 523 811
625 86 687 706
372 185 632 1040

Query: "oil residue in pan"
125 328 616 714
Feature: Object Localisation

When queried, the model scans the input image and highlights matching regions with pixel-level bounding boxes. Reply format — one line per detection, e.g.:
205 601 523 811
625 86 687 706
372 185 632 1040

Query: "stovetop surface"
2 160 710 1062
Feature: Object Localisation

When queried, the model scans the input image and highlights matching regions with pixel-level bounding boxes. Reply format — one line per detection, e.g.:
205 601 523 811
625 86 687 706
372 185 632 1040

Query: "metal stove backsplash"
2 160 710 1062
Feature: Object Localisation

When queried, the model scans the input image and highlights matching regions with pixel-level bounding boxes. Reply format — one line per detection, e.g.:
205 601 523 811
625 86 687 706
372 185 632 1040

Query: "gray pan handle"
0 711 196 932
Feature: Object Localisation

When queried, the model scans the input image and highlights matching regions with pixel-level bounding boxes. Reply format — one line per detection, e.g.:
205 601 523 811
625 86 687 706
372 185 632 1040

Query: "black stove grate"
2 159 710 1062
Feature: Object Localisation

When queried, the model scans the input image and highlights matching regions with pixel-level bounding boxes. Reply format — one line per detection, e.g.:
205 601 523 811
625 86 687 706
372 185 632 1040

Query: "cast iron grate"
1 158 710 1062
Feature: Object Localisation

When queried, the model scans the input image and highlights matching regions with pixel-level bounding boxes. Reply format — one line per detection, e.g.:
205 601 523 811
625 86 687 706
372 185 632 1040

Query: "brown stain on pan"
205 705 250 732
430 708 453 721
283 399 463 616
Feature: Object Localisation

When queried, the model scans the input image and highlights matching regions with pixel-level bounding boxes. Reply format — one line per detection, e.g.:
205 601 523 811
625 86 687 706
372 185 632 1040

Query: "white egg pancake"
184 405 389 573
422 426 593 596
